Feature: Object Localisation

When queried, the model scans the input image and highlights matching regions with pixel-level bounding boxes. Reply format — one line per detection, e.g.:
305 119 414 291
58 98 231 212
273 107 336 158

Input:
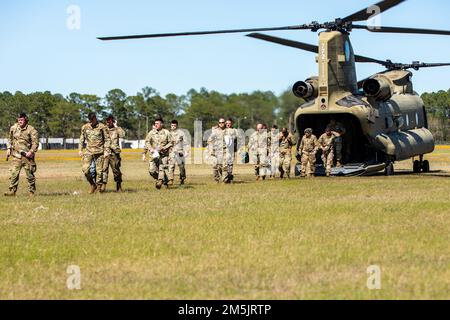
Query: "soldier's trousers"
210 154 233 182
104 152 122 184
82 153 106 185
301 152 316 176
8 157 37 193
253 153 270 177
278 152 292 177
270 154 279 177
169 153 186 181
149 155 170 181
321 150 334 175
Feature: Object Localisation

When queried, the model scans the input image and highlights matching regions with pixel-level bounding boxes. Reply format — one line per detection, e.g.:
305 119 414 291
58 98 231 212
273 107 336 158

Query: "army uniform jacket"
299 135 319 154
108 127 126 154
207 127 227 156
318 133 335 153
79 122 111 155
279 133 294 155
249 131 270 156
144 129 173 157
170 128 188 155
8 123 39 159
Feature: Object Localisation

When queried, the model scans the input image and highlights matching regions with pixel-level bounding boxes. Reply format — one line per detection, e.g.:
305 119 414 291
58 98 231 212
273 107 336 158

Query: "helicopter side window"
405 114 410 127
415 112 419 127
395 116 405 129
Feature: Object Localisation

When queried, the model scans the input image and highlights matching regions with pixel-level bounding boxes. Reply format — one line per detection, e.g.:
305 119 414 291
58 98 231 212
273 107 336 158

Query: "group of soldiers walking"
4 113 344 196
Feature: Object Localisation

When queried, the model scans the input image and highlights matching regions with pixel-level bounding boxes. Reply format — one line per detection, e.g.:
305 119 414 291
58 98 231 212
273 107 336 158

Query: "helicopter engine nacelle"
293 78 318 100
363 76 392 101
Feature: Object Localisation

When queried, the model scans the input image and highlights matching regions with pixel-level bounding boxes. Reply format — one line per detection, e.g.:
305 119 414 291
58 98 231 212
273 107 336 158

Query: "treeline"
0 87 302 143
421 89 450 143
1 87 449 143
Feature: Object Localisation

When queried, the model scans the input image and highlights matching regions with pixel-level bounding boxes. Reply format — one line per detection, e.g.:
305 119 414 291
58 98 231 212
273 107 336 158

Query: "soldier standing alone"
4 113 39 197
104 115 126 192
143 118 173 190
318 127 335 177
297 128 319 178
79 112 111 194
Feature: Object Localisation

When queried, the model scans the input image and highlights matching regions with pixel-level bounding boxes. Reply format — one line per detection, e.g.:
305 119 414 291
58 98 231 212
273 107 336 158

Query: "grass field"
0 148 449 300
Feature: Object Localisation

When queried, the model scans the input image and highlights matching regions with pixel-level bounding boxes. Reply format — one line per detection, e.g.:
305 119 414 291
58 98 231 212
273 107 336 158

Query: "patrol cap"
304 128 313 134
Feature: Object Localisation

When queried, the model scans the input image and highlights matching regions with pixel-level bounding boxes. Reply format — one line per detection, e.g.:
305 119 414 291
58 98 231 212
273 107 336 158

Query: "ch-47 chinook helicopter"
98 0 450 176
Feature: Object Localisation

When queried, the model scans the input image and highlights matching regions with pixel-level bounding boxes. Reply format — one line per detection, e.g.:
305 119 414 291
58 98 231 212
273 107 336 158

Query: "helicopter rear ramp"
296 163 387 177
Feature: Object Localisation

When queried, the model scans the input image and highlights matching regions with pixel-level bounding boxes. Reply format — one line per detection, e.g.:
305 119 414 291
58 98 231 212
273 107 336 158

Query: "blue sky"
1 0 450 97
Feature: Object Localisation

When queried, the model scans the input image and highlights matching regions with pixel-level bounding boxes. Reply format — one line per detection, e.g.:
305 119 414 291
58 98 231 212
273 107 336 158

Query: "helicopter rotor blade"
98 25 310 41
343 0 405 23
352 24 450 36
246 33 318 54
247 33 388 66
402 62 450 70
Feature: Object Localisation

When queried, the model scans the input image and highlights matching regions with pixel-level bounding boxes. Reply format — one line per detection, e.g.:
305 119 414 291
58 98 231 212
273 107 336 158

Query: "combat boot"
280 172 284 179
88 184 97 194
256 176 260 181
98 184 106 193
116 181 123 192
180 179 185 185
156 180 163 190
168 180 174 186
4 190 16 197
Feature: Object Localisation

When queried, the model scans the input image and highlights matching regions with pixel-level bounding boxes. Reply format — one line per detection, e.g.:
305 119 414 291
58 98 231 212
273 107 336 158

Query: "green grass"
0 150 449 299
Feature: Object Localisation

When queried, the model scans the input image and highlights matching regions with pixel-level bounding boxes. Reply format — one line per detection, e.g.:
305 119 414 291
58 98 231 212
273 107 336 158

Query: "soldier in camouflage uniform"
79 113 111 194
297 128 319 177
143 118 173 189
104 115 126 192
249 123 270 181
318 127 335 177
223 119 238 183
278 128 294 179
169 120 187 185
4 113 39 196
207 118 228 183
269 125 279 179
327 119 346 167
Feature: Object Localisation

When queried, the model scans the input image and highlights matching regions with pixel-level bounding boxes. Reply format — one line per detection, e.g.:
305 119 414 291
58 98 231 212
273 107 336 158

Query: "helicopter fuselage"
293 31 435 175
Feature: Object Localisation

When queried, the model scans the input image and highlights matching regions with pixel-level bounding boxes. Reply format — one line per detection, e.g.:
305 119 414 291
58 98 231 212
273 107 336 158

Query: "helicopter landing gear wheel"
413 160 421 174
422 160 430 173
385 162 394 176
